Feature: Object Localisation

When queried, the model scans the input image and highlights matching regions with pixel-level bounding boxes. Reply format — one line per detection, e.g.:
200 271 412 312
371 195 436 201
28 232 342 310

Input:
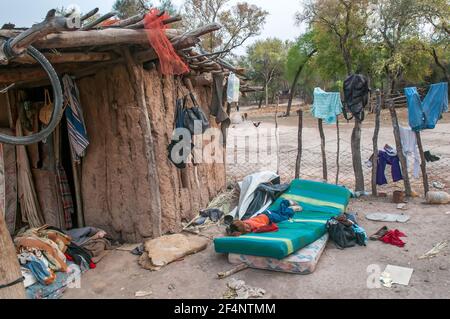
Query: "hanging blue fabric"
405 82 448 131
312 88 343 124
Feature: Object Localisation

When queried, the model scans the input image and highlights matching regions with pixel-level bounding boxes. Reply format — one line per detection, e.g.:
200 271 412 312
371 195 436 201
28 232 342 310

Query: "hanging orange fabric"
144 9 189 75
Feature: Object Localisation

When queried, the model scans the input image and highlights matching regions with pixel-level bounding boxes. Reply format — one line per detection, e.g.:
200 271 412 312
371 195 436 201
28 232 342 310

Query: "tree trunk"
0 214 26 299
295 110 303 179
431 47 450 83
351 118 364 192
388 101 412 197
286 50 316 117
265 83 269 107
318 119 327 182
372 90 382 196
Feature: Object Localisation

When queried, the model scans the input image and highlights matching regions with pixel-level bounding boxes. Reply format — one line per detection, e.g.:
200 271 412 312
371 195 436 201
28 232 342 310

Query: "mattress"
214 179 351 259
228 234 329 275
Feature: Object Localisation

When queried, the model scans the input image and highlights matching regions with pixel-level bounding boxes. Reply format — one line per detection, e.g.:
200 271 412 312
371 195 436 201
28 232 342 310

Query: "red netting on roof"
144 9 189 75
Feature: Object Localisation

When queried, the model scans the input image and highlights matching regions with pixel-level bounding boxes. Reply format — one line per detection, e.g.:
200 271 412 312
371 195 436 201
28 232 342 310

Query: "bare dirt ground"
64 104 450 299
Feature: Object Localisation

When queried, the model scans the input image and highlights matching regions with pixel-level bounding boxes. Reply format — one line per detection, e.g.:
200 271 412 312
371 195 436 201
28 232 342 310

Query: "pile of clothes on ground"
14 225 112 299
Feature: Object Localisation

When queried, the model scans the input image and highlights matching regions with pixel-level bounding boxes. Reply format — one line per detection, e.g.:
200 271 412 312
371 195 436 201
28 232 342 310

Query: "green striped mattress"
214 179 351 259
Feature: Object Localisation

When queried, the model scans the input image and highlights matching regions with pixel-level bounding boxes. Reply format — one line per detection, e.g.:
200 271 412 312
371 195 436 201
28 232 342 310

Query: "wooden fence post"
388 101 412 197
318 119 328 182
295 110 303 179
415 131 430 195
372 89 381 196
335 116 340 185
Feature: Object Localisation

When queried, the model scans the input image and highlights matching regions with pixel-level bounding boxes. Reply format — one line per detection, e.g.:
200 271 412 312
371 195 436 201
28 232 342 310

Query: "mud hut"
0 9 245 243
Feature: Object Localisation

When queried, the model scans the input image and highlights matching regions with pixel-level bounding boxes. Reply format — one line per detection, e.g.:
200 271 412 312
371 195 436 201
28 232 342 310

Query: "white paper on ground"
384 265 414 286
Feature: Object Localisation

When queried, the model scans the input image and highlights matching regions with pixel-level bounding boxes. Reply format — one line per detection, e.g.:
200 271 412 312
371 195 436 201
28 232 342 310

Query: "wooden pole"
372 89 382 196
275 103 280 175
351 118 365 191
69 144 84 228
0 213 26 299
122 47 163 238
335 116 340 185
415 131 430 195
295 110 303 179
318 119 328 182
388 101 412 196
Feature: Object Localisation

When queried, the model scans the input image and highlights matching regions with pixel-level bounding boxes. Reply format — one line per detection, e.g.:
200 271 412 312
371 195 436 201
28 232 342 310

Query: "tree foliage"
113 0 177 19
182 0 268 56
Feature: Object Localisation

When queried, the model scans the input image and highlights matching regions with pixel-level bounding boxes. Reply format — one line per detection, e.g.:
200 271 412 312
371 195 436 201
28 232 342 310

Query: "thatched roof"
0 9 247 88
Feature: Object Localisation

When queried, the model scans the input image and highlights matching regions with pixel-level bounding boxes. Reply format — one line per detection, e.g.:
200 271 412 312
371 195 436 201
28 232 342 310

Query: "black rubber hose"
0 45 64 145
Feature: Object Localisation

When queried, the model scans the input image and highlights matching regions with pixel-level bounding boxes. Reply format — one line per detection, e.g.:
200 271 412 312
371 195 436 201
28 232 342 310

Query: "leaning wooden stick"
217 263 249 279
388 100 412 196
371 90 381 196
415 131 429 195
295 110 303 179
318 119 327 182
335 116 340 185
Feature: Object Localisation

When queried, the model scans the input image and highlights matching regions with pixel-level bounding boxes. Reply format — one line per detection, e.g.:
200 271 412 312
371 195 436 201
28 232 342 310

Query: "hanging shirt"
399 127 420 179
405 82 448 131
227 73 240 103
312 88 343 124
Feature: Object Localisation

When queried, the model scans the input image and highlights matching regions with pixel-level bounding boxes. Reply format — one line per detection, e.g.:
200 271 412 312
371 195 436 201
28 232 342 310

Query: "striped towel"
56 164 74 230
63 75 89 162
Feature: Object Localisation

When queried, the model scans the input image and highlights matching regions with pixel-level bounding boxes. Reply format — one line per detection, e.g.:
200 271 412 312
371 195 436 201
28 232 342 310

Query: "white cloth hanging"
227 73 240 103
399 126 421 179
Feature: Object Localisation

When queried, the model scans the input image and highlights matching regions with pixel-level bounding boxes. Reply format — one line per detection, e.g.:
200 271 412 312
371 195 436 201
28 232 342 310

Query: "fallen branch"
218 264 249 279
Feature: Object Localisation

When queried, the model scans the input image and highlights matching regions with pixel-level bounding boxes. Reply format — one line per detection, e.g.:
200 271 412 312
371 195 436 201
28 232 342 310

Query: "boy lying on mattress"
227 200 302 237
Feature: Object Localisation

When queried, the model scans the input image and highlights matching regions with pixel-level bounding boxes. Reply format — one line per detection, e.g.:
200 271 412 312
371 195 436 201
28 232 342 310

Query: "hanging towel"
399 127 420 179
63 74 89 163
312 88 343 124
227 73 240 103
56 164 74 230
405 82 448 131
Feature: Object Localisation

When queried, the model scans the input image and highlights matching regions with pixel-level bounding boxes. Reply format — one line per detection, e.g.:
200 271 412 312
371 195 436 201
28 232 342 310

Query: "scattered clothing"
365 213 410 223
424 151 440 162
242 183 289 220
405 82 448 131
380 229 407 247
63 74 89 162
377 150 403 186
311 88 343 124
370 226 389 241
263 199 296 223
383 144 397 157
200 208 224 223
66 227 112 264
18 253 55 285
399 127 420 178
326 213 367 249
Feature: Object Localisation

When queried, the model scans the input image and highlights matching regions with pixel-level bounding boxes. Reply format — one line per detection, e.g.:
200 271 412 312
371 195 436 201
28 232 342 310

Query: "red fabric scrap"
65 253 74 261
143 9 189 75
89 261 96 269
380 229 407 247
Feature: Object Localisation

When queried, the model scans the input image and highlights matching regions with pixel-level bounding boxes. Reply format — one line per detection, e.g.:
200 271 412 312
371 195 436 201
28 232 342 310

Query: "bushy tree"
183 0 268 57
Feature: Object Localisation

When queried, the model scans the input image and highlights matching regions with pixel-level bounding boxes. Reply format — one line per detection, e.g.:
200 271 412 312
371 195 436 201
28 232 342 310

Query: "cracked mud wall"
78 64 226 242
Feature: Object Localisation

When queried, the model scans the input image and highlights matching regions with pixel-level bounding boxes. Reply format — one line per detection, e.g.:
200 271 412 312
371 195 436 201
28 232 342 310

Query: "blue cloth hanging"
405 82 448 131
312 88 343 124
